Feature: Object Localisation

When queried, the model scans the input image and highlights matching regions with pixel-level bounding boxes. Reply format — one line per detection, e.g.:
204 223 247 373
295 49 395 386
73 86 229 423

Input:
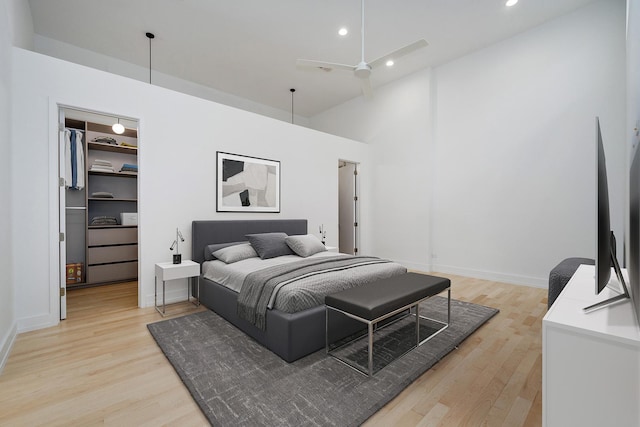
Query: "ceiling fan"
297 0 428 98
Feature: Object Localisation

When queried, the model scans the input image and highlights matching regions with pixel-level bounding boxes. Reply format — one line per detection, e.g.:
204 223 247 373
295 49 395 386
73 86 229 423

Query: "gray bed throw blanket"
238 256 395 330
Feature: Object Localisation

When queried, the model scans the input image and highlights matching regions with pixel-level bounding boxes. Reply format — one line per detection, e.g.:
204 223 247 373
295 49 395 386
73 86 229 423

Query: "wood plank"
0 275 547 426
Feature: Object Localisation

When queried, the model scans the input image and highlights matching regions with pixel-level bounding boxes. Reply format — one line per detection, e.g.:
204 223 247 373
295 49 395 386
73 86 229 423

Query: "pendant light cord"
146 32 155 84
290 88 296 124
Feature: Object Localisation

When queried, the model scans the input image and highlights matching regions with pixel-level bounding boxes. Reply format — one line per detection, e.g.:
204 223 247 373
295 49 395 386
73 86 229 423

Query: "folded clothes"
91 136 117 145
91 191 114 198
90 166 115 172
93 159 113 166
121 163 138 169
119 142 137 148
90 216 118 225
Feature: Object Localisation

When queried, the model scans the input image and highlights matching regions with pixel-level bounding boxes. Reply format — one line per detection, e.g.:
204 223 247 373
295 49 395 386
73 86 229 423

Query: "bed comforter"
237 255 406 330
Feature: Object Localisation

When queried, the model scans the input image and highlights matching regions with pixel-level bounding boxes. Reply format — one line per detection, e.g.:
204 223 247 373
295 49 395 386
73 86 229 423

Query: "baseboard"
0 321 17 374
389 259 432 275
144 285 198 308
431 263 548 288
17 313 59 333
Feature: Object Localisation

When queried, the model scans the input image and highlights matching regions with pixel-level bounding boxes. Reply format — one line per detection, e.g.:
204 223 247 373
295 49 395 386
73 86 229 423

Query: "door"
58 108 67 319
338 161 358 255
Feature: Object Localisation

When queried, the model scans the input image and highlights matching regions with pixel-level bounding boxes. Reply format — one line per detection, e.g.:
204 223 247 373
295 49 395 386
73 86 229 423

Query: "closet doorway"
58 107 140 319
338 160 359 255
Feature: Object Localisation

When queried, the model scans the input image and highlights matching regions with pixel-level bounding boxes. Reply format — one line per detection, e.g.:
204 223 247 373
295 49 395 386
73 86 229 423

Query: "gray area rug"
147 296 498 426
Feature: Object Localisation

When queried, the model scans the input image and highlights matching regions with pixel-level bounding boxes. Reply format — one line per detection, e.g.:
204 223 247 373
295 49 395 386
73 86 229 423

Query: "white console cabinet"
543 264 640 427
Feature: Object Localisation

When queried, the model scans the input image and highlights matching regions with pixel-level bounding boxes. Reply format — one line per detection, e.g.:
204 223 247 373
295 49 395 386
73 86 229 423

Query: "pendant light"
146 32 155 84
290 88 296 124
112 117 125 134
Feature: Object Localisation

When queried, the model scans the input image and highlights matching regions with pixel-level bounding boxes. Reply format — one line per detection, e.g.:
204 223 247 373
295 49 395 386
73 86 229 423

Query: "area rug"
147 296 498 426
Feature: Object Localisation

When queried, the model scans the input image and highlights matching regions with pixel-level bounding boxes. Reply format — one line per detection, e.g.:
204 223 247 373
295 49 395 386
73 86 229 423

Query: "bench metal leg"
416 303 420 346
368 322 374 376
448 288 451 323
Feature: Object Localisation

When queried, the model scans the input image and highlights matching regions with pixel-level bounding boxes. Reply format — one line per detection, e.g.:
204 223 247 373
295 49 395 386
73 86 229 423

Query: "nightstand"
154 260 200 316
325 246 338 252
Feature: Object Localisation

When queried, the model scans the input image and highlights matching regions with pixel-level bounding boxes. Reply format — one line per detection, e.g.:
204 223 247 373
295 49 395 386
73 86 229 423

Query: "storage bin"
66 263 76 285
120 212 138 226
66 263 83 284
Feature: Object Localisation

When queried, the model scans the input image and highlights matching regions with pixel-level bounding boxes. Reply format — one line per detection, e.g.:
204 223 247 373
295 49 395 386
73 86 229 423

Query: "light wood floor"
0 275 547 426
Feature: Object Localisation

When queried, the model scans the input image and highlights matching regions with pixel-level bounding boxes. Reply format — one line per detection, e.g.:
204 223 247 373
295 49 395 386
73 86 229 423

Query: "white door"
339 161 358 255
58 108 67 319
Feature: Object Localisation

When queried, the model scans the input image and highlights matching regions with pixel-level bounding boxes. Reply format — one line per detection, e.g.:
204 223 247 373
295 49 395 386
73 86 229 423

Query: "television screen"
585 117 631 313
628 136 640 325
596 117 612 294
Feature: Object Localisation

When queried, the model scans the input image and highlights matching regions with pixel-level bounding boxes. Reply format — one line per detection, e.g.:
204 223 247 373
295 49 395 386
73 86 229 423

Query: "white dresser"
542 264 640 426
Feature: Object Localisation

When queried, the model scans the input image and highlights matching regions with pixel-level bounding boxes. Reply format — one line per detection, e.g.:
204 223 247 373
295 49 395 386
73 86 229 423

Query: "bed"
192 219 406 362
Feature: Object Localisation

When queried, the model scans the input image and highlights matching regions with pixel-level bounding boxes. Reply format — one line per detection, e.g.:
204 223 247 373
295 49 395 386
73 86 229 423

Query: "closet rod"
64 127 85 132
65 206 86 210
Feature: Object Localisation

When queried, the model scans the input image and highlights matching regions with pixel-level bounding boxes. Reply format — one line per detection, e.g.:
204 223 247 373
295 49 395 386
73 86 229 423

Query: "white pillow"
285 234 327 258
212 243 258 263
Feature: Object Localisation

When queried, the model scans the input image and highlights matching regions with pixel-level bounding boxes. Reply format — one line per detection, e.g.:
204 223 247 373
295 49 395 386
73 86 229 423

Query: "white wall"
432 0 625 286
0 0 33 373
7 0 33 50
34 35 310 128
0 0 15 371
311 0 626 287
312 69 433 272
11 48 371 331
629 0 640 156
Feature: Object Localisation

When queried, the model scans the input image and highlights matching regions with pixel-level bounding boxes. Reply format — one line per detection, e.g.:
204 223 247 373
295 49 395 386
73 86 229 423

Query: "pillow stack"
204 232 328 264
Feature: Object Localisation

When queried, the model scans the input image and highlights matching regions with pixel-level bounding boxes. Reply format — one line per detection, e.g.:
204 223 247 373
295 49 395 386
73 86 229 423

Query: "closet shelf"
88 197 137 202
88 170 137 178
88 225 138 229
88 141 137 154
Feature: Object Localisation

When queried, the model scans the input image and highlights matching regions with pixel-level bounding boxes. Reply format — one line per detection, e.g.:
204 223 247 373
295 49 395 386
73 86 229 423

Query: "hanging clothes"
64 129 85 190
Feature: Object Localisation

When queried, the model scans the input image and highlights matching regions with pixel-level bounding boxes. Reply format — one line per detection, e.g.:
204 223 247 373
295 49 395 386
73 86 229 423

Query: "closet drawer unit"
87 227 137 246
86 261 138 284
87 245 137 264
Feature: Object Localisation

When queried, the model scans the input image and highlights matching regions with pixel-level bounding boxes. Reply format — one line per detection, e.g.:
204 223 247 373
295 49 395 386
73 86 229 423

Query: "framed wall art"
216 152 280 212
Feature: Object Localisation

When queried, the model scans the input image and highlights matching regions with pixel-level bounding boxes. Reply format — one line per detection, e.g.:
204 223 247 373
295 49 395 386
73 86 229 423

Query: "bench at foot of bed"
325 272 451 376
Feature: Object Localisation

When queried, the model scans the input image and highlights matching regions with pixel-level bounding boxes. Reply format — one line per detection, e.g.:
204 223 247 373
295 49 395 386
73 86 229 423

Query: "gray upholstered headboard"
191 219 308 265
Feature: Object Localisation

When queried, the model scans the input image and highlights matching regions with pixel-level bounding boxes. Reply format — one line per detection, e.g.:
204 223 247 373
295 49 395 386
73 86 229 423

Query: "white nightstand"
325 246 338 253
154 260 201 316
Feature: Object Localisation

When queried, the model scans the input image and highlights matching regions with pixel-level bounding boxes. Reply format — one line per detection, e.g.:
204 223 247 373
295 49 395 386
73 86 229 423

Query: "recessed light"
505 0 518 6
338 28 348 36
386 60 394 67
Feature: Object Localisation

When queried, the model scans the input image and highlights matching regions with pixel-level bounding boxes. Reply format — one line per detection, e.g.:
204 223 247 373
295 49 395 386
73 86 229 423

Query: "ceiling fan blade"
296 59 356 72
360 77 373 99
368 39 428 69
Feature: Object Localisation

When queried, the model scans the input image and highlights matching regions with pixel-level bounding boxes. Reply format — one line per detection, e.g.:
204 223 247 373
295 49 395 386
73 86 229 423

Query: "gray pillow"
204 241 244 261
212 243 258 263
285 234 327 258
246 232 295 259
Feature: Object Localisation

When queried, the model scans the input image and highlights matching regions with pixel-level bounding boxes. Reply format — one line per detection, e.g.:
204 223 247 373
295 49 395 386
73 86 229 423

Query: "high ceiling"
28 0 600 118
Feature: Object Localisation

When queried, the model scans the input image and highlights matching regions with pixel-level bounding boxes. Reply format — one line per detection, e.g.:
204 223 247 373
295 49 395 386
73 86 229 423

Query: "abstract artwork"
216 152 280 212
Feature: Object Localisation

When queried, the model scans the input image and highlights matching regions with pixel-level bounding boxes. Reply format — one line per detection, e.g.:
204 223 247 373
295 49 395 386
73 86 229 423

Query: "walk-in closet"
60 108 139 317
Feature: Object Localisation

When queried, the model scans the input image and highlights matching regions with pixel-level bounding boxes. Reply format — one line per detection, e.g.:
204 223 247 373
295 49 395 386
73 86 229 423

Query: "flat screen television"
584 117 631 313
627 129 640 325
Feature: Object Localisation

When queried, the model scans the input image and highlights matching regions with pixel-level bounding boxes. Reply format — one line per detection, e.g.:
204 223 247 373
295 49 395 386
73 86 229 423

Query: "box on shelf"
120 212 138 226
66 263 83 284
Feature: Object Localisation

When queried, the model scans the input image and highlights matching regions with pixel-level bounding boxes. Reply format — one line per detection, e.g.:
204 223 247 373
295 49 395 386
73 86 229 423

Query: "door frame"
338 159 359 255
58 108 68 319
52 102 142 322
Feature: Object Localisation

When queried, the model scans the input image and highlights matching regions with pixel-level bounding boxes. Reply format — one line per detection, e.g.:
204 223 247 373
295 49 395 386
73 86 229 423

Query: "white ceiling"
28 0 600 118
